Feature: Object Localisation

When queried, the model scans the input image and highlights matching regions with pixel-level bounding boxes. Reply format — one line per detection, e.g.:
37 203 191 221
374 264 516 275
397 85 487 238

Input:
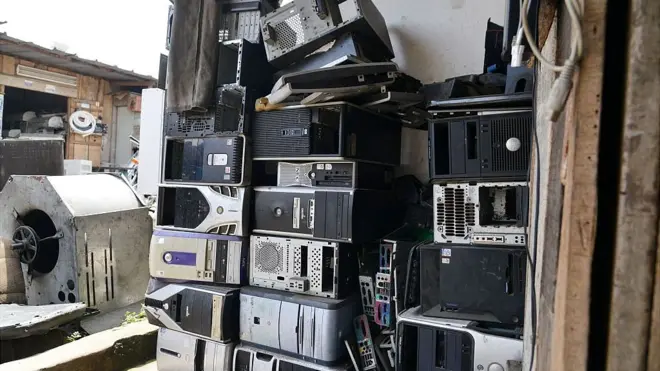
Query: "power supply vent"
439 187 474 238
255 242 283 274
490 114 531 172
274 13 304 49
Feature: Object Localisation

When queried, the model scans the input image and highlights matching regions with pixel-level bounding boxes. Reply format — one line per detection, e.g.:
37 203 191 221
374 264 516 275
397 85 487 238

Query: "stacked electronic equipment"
146 0 427 370
394 106 533 370
147 1 270 370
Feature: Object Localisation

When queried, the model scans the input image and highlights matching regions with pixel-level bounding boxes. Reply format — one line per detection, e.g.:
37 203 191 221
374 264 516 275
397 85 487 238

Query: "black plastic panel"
420 244 526 326
252 103 401 165
158 187 211 230
252 188 402 243
163 136 247 185
428 111 532 181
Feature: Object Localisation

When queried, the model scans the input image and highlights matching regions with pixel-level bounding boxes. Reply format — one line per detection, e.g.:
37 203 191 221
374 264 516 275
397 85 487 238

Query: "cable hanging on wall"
68 110 97 136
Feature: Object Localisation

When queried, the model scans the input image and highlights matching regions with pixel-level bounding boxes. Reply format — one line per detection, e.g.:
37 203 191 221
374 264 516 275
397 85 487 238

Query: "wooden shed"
0 33 156 167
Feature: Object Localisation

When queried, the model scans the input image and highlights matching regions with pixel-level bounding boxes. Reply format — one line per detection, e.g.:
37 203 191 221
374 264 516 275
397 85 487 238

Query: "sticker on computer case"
211 295 224 340
293 197 301 229
442 258 450 264
442 248 451 257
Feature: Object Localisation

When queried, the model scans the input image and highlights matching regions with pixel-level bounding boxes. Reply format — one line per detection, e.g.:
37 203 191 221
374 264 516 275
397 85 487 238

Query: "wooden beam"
549 0 607 370
651 230 660 371
606 0 660 369
524 20 566 371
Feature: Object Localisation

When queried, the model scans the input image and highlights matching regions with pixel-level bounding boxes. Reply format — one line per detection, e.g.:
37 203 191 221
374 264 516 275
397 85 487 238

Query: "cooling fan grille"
255 241 283 274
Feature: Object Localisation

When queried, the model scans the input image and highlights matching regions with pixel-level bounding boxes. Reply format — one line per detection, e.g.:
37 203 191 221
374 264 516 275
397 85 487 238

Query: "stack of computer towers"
394 109 533 370
244 99 405 370
147 1 276 370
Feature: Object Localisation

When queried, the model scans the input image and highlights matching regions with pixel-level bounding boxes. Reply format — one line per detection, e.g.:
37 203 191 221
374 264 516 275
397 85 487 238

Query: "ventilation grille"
490 114 532 172
165 111 215 137
210 185 239 199
274 13 304 50
231 137 244 184
207 224 238 236
438 187 476 238
310 247 322 289
173 188 210 229
253 108 313 157
278 162 313 187
255 241 283 274
293 245 302 275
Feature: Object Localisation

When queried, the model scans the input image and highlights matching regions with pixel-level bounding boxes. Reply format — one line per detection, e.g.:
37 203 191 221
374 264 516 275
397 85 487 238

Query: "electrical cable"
68 110 97 136
521 0 583 72
517 0 584 122
525 1 542 369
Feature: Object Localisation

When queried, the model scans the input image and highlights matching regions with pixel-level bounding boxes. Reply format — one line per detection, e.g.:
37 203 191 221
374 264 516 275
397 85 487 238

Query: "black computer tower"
252 103 402 166
162 135 250 186
428 110 532 181
252 187 402 243
420 244 526 326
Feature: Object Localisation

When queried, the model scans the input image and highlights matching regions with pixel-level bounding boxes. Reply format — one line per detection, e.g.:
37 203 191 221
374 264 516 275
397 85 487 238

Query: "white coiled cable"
69 110 97 136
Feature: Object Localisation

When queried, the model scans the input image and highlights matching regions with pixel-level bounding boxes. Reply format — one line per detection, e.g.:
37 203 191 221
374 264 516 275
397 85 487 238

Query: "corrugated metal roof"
0 33 156 84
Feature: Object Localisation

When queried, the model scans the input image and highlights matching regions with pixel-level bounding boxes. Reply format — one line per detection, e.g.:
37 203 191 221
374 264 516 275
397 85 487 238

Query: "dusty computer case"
239 286 359 365
428 110 532 181
145 283 241 343
252 102 402 166
249 235 358 299
260 0 393 68
419 243 526 327
156 327 235 371
433 182 529 246
396 306 523 371
276 160 393 190
252 187 400 243
149 229 249 285
162 134 251 186
156 184 250 236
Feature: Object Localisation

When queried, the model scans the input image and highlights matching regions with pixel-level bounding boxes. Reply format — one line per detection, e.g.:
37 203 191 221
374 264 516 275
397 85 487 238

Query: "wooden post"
549 0 607 370
606 0 660 370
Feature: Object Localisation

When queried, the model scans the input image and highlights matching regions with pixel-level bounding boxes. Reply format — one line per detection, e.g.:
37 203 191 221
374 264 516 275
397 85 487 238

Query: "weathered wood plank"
2 55 15 75
651 232 660 371
549 0 607 370
606 0 660 369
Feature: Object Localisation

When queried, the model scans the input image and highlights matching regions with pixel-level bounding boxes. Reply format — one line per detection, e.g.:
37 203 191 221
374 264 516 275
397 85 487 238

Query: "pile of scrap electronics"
149 0 532 371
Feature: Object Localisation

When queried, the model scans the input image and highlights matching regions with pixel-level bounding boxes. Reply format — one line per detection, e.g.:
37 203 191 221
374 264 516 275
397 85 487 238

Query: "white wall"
346 0 505 180
342 0 505 83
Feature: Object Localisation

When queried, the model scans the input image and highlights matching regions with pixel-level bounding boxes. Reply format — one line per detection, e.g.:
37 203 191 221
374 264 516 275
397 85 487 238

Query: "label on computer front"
293 197 300 229
211 295 224 340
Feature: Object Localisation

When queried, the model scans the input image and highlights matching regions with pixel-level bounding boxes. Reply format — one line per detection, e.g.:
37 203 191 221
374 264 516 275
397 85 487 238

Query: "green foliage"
66 331 82 342
122 307 146 326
